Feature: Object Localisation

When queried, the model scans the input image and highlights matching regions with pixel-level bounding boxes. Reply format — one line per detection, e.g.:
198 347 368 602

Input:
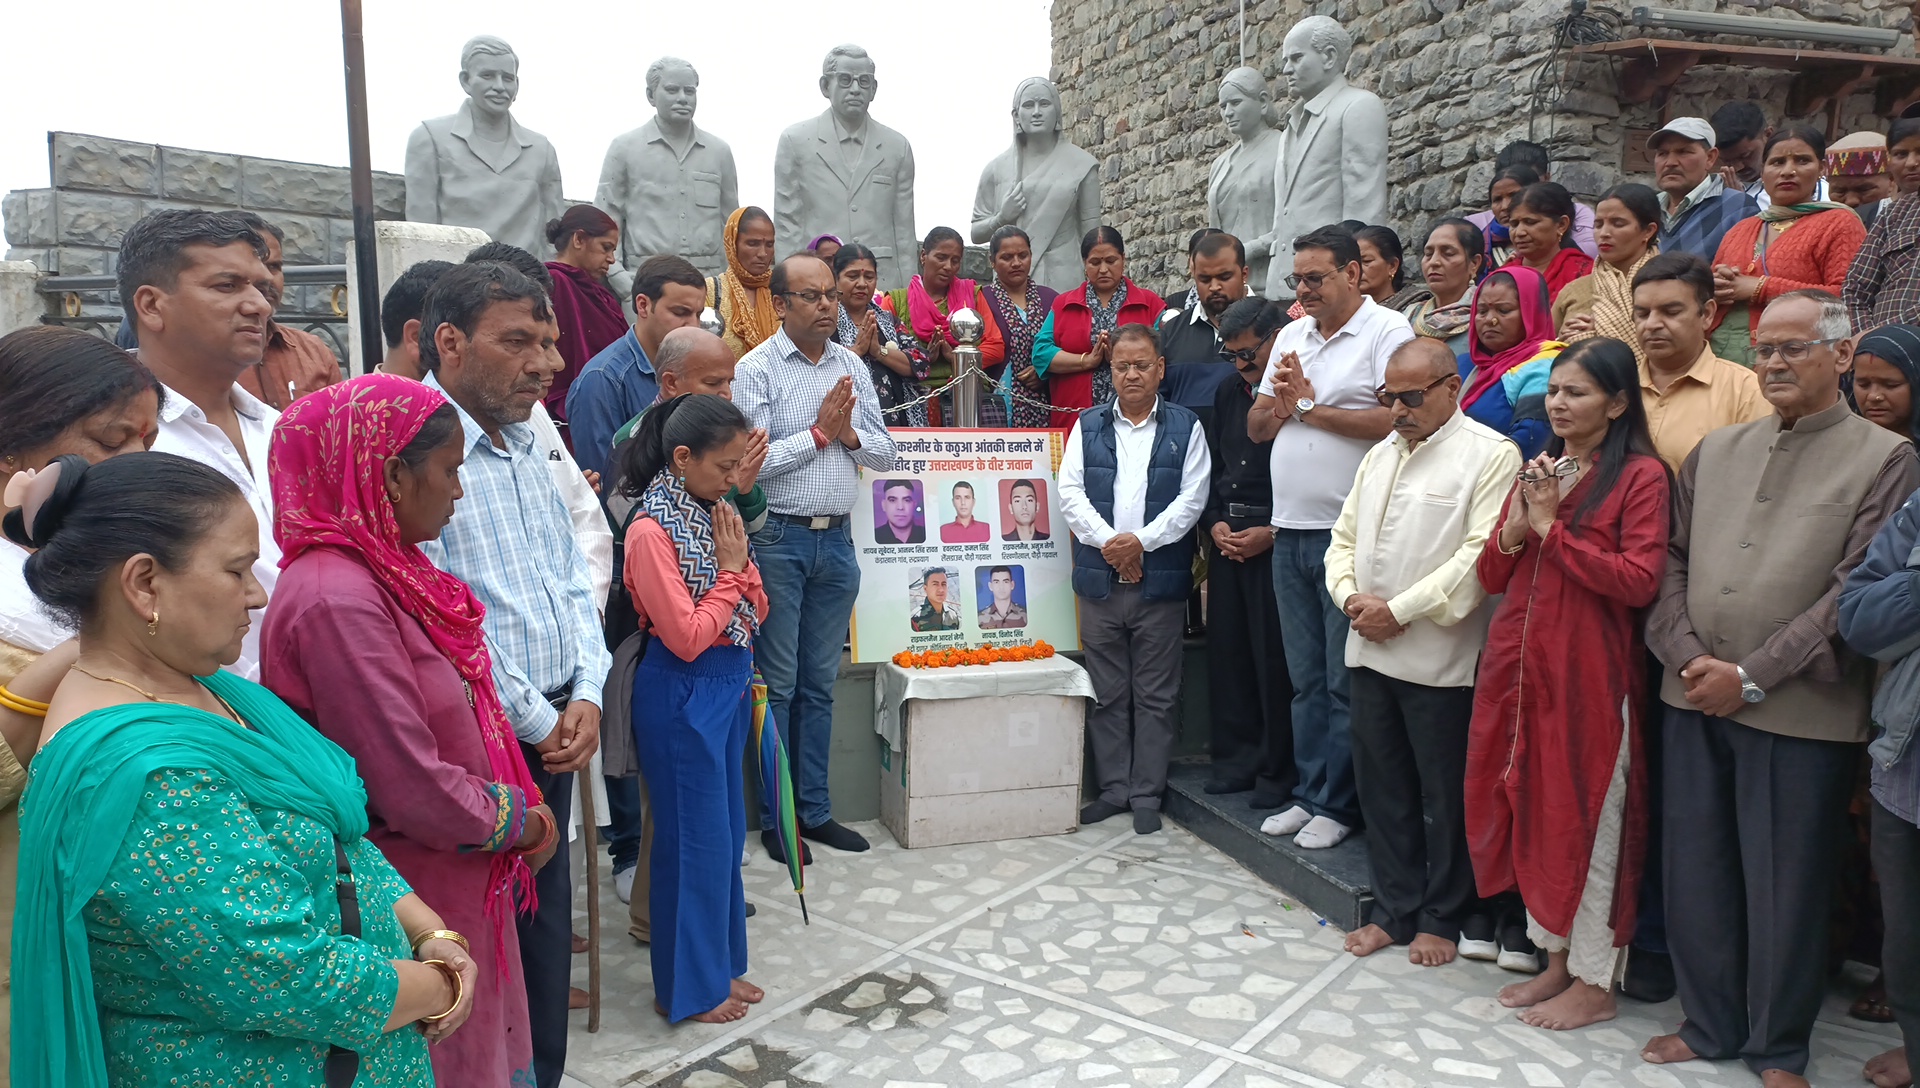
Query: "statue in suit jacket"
774 45 918 291
1253 17 1388 299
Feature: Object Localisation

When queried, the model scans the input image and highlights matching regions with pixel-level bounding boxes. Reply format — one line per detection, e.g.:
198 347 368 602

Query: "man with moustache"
1644 290 1919 1087
1648 118 1760 261
1158 231 1253 430
415 260 610 1088
1327 337 1519 968
1059 324 1211 835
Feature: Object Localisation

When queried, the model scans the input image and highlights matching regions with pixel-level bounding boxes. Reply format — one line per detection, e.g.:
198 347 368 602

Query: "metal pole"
1239 0 1247 67
949 309 986 427
341 0 382 372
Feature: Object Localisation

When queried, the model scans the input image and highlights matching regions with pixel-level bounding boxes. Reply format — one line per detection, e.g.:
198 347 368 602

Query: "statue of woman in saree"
1208 67 1283 295
971 77 1101 294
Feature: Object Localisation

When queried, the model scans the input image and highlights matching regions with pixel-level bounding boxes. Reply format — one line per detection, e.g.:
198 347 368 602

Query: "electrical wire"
1524 0 1625 142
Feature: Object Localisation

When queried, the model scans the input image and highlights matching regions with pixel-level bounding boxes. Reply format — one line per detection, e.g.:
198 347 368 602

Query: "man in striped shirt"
734 253 897 860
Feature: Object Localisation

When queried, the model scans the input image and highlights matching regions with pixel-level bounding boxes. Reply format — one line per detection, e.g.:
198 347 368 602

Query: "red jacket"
1046 279 1167 428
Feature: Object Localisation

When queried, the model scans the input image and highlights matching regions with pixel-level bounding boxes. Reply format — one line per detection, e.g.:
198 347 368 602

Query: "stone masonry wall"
1050 0 1915 290
2 132 405 339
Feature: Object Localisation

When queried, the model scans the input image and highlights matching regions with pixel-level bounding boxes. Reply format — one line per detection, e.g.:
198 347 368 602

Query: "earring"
386 490 400 504
147 611 160 637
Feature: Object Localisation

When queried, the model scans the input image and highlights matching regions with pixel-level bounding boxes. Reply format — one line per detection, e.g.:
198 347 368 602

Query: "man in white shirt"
117 209 281 680
1250 225 1414 849
1326 338 1519 966
1059 325 1211 836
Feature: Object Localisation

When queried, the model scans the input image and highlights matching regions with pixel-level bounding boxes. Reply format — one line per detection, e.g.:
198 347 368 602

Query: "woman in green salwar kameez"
8 453 477 1087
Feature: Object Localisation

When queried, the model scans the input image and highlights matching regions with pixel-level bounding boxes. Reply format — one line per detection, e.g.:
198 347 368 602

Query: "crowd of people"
0 92 1918 1088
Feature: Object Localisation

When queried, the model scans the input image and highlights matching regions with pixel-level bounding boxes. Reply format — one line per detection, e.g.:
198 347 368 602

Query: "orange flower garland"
892 641 1055 669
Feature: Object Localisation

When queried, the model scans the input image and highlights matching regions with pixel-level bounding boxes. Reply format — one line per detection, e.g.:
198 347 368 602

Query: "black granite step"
1163 757 1373 931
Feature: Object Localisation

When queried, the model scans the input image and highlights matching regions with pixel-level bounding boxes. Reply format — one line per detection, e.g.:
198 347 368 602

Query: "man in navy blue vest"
1058 324 1212 834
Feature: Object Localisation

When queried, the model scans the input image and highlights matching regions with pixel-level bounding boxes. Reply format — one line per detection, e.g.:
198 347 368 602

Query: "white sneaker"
1260 805 1313 837
1293 816 1351 850
741 846 750 866
614 866 636 904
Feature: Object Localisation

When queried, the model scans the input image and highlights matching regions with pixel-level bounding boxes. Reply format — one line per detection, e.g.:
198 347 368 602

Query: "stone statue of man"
1256 16 1388 298
596 58 739 295
774 45 918 290
1208 68 1283 295
404 36 566 258
970 77 1100 293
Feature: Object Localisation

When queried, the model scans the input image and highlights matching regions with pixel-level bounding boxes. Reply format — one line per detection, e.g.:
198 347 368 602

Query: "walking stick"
576 774 602 1032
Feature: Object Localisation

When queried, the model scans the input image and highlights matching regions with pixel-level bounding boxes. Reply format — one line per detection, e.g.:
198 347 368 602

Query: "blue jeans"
750 517 859 829
1272 528 1359 825
600 773 642 872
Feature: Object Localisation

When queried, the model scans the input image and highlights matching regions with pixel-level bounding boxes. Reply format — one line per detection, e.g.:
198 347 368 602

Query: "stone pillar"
0 260 44 336
344 221 490 373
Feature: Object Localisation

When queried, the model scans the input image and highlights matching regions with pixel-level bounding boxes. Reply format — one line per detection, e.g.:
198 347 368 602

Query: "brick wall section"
1050 0 1915 289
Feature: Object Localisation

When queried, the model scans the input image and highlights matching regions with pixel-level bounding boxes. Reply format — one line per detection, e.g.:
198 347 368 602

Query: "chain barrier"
882 361 1088 420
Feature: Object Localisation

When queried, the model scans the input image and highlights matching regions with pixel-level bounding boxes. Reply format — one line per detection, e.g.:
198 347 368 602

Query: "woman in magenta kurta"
544 205 628 427
262 374 560 1086
1467 337 1670 1032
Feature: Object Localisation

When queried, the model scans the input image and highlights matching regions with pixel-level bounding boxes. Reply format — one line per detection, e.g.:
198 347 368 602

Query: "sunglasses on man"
1373 375 1452 409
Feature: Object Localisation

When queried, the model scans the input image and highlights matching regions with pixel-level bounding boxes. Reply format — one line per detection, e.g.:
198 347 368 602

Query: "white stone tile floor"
563 819 1897 1088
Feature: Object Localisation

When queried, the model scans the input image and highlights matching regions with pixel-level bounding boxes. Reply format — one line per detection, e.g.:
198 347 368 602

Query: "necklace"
71 665 243 724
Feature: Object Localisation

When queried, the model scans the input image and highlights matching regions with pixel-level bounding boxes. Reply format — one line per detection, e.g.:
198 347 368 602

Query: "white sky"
1 0 1056 251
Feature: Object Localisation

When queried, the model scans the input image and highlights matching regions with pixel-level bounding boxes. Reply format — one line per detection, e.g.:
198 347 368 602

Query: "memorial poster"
849 429 1079 662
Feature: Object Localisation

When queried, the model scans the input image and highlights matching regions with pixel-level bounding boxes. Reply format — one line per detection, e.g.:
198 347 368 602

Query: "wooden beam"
1789 62 1877 117
1618 48 1702 104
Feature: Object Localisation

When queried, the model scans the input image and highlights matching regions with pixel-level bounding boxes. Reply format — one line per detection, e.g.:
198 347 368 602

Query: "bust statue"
1207 68 1283 295
774 45 919 290
970 77 1101 293
1256 16 1388 298
405 36 566 257
596 58 739 295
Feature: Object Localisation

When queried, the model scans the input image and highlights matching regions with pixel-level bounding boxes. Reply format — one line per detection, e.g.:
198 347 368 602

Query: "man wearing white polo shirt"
1249 225 1414 849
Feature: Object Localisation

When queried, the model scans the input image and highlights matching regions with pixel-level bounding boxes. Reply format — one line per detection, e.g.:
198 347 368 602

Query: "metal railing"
35 264 353 364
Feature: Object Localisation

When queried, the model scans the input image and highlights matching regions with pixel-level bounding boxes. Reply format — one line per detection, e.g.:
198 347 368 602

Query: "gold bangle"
0 685 49 717
410 929 469 956
417 958 464 1024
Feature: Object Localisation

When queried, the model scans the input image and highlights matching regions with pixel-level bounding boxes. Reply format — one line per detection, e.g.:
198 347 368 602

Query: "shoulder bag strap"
324 839 362 1088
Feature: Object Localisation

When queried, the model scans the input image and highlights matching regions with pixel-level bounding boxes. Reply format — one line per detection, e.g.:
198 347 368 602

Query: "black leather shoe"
1133 809 1163 834
745 902 757 918
800 819 871 853
1247 789 1290 810
1619 948 1676 1003
1080 800 1126 825
1204 778 1254 795
761 828 812 866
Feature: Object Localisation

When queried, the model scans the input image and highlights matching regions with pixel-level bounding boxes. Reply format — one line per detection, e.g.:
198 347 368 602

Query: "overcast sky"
1 0 1056 252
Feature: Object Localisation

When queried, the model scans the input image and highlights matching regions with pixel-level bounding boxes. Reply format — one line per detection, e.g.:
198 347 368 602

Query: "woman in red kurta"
1504 182 1595 303
1709 125 1867 365
1468 337 1670 1032
544 205 629 428
880 226 1006 426
263 374 559 1086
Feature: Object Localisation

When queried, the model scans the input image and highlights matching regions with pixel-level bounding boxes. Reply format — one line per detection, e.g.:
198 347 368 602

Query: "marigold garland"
892 640 1056 669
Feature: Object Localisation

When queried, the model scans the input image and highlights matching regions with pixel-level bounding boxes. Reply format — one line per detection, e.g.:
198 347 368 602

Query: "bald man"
1326 337 1520 967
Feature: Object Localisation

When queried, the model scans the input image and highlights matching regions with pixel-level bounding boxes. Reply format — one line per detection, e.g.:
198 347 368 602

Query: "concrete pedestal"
344 221 489 370
880 690 1085 850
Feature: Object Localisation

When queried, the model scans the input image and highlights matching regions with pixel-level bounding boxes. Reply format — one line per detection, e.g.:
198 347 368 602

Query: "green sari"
13 670 431 1087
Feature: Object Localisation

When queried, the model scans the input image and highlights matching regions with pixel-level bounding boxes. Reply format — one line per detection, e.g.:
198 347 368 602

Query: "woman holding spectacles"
1458 266 1566 458
1467 336 1671 1032
708 207 779 358
1034 225 1166 429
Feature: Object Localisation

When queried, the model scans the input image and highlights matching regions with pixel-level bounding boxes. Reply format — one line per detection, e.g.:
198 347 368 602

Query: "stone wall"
1050 0 1916 290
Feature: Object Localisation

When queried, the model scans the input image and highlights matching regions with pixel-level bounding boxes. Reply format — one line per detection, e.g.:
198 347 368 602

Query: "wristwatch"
1294 397 1316 418
1736 665 1766 704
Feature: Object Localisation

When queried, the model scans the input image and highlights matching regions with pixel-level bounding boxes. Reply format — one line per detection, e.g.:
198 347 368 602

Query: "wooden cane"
576 774 602 1033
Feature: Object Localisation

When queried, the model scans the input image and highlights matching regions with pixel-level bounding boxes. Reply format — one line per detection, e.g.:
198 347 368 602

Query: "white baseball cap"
1647 117 1717 149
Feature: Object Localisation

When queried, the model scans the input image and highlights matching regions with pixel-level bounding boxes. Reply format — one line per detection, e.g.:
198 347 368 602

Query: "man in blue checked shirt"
734 253 897 862
416 260 611 1088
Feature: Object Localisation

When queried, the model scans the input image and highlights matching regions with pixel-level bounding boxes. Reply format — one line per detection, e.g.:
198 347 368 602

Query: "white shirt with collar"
526 401 613 613
1257 296 1415 530
148 380 281 680
1057 399 1211 552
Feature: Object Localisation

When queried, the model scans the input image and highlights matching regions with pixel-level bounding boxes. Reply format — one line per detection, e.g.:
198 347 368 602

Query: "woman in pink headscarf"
1456 265 1566 459
261 374 559 1086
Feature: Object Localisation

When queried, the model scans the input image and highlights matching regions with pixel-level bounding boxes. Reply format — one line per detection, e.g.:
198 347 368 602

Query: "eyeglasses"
1111 361 1159 375
1374 375 1452 409
1219 329 1279 365
1517 456 1580 484
779 289 842 306
832 74 876 90
1752 337 1844 363
1282 271 1333 292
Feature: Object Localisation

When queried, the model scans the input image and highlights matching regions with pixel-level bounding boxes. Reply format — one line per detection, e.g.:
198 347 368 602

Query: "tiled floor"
561 819 1897 1088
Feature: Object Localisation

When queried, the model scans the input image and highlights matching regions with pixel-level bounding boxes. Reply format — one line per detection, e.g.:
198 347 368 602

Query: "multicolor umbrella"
751 671 808 924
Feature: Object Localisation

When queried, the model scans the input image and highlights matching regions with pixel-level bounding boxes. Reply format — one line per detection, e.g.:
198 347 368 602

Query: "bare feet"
1519 979 1615 1030
1409 933 1457 967
571 933 589 954
654 997 750 1024
731 978 765 1004
1865 1046 1911 1088
1500 957 1572 1008
568 986 589 1010
1640 1033 1699 1065
1344 924 1395 958
1758 1071 1809 1088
